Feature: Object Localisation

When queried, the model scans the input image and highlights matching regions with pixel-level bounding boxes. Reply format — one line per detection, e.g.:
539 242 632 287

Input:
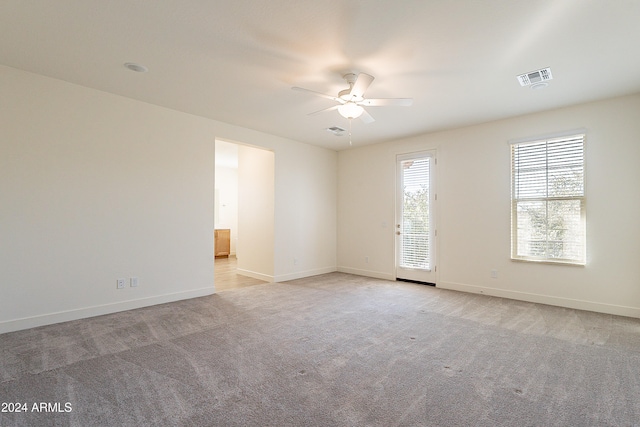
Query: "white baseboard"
235 268 274 283
0 286 216 334
236 266 338 283
274 267 337 282
337 266 395 281
438 281 640 319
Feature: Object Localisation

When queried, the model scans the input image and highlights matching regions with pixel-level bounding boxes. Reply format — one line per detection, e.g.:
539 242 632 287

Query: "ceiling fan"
292 72 413 123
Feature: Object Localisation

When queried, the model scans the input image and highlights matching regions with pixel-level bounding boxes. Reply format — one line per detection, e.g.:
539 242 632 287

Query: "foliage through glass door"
400 157 431 270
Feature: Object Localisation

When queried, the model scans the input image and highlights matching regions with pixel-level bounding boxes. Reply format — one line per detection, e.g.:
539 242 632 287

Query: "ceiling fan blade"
360 98 413 107
360 109 375 124
350 73 374 98
292 86 342 103
308 104 340 116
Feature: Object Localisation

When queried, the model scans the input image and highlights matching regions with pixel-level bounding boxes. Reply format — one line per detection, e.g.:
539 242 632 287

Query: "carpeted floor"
1 272 640 426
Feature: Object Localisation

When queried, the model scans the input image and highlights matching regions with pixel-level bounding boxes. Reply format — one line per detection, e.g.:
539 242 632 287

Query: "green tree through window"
401 158 430 269
511 134 585 264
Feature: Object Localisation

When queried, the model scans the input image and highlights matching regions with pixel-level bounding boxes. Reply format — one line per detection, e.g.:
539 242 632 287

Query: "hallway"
214 256 268 292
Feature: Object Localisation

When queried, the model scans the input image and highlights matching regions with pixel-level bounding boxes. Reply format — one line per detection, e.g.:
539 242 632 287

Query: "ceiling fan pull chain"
349 118 353 146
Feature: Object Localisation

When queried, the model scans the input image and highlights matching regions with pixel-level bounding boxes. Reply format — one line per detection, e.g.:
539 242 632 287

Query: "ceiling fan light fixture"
338 102 364 119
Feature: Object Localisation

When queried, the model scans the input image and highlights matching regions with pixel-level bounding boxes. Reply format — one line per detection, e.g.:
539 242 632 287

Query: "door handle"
396 231 401 235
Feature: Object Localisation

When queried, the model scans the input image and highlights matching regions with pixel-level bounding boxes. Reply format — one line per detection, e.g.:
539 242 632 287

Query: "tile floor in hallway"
214 256 268 292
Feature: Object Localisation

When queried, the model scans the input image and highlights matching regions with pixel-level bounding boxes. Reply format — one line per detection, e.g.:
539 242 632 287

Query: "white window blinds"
401 157 431 270
511 134 586 264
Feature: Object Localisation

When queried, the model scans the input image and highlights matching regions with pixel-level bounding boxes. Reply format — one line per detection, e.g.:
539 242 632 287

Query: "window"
511 134 585 264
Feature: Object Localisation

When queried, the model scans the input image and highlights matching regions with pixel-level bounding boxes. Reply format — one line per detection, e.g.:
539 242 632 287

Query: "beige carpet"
1 272 639 426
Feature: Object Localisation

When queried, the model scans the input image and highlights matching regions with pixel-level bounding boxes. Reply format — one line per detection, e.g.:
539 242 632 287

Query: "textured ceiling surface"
2 0 640 150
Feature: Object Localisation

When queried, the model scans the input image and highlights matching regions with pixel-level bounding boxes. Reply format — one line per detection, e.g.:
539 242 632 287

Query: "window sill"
511 257 586 267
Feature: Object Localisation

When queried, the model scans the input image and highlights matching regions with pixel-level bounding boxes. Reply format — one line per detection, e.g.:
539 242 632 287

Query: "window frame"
510 133 586 265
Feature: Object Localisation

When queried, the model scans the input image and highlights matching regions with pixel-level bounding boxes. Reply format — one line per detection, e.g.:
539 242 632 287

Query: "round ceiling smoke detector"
124 62 148 73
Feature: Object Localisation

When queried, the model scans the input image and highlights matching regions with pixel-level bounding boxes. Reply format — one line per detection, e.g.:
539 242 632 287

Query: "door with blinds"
396 151 436 284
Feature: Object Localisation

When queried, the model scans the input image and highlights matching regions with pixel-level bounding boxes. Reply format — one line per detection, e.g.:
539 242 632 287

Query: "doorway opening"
214 139 275 291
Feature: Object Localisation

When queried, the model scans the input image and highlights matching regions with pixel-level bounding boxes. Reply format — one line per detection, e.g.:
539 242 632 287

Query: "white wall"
0 66 217 332
273 141 337 281
214 165 238 255
237 145 275 281
338 93 640 318
0 65 338 333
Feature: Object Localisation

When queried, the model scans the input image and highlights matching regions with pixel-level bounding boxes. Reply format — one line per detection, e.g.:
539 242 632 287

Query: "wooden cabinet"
214 229 231 258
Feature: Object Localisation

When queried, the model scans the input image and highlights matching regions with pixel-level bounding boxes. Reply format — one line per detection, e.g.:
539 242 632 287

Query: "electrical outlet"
293 258 298 265
116 278 126 289
365 256 369 264
491 270 498 279
130 277 139 287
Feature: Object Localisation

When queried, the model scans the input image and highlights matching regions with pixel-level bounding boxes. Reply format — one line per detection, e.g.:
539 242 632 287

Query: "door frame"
395 150 437 285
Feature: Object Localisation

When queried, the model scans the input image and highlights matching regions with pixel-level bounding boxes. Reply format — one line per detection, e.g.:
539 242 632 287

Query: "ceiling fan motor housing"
343 73 358 84
339 73 361 101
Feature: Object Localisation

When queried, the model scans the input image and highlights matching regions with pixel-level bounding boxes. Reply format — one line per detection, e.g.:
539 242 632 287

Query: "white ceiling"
2 0 640 150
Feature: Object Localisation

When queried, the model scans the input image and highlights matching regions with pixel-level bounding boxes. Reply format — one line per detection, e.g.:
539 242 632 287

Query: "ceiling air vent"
517 67 553 86
326 126 346 136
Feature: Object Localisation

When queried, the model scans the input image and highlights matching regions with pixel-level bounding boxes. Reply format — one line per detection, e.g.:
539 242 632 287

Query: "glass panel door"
396 151 436 284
